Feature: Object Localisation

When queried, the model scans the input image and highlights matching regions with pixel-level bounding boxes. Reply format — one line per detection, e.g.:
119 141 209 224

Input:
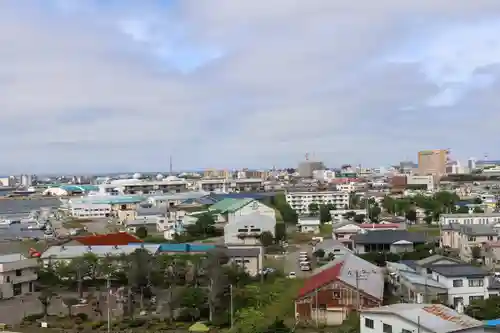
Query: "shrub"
75 313 89 321
23 313 44 322
127 318 146 328
74 317 83 325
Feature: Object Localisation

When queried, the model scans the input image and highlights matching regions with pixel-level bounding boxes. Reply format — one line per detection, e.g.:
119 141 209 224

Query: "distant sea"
0 198 61 215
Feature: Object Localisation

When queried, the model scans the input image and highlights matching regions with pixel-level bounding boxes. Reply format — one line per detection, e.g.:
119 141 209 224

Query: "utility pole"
229 284 234 329
355 270 369 312
107 276 111 333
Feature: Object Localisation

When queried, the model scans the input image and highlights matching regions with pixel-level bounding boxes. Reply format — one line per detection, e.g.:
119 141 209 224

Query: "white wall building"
0 254 38 299
440 212 500 225
297 217 321 234
361 303 484 333
286 191 349 215
330 209 366 222
68 202 112 219
224 213 276 245
406 175 436 191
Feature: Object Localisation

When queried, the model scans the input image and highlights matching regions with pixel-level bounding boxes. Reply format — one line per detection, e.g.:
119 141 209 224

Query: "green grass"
320 224 333 238
408 225 440 237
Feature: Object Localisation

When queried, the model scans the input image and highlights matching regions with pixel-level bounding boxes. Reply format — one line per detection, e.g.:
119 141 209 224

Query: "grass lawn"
320 224 333 238
408 224 440 237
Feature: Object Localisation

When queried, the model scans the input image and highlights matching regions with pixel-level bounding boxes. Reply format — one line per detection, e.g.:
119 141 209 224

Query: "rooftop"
72 232 142 246
0 253 27 263
209 198 255 214
41 244 160 259
352 230 426 245
430 264 489 278
362 303 482 333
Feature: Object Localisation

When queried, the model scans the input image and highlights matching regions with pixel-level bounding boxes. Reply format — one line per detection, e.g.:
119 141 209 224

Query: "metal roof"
430 264 489 278
352 230 426 245
399 271 446 289
41 244 160 259
0 253 27 263
362 303 483 333
209 198 255 214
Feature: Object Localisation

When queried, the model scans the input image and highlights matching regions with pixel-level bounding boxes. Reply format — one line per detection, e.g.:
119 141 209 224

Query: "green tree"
405 209 417 224
38 289 55 320
424 215 433 225
262 318 292 333
473 207 484 213
471 246 481 261
274 223 286 243
349 192 360 209
474 197 483 205
186 213 216 238
63 297 79 317
135 226 148 239
259 231 275 247
344 211 356 219
353 214 365 223
313 249 325 258
465 296 500 320
319 205 332 223
456 206 469 213
368 205 381 222
308 203 319 216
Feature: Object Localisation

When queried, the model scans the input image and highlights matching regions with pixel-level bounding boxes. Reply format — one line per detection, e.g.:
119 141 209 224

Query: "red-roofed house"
67 232 142 246
295 253 384 326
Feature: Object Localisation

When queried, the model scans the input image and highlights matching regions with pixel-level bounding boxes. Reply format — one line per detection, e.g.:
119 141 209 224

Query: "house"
360 303 484 333
351 230 426 254
66 232 142 246
483 241 500 270
329 209 366 222
0 253 38 299
332 222 406 245
224 212 276 245
208 198 276 225
225 247 263 276
41 244 161 264
441 224 498 261
297 216 321 234
440 212 500 225
313 239 351 258
295 252 384 326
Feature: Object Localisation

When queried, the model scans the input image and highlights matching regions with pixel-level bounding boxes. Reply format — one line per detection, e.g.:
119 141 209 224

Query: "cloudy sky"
1 0 500 173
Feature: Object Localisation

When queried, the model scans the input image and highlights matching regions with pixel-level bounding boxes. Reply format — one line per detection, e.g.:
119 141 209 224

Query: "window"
402 329 412 333
15 270 21 277
364 318 374 329
5 276 10 283
13 283 22 296
382 323 392 333
468 279 484 287
452 279 463 287
468 236 476 241
333 291 341 299
469 295 484 302
453 297 464 307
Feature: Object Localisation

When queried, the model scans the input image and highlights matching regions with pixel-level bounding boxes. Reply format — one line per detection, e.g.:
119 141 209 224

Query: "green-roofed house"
208 198 275 224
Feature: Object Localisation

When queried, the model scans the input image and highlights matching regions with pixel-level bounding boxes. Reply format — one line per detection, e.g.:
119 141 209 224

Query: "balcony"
11 273 38 284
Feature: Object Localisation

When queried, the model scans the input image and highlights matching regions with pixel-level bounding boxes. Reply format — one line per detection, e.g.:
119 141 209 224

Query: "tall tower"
169 155 173 175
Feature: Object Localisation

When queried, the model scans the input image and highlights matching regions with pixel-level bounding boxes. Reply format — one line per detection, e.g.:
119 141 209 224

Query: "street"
284 243 314 278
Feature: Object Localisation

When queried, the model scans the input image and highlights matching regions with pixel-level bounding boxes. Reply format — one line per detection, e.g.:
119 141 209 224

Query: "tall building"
298 161 324 178
468 158 476 171
417 149 448 176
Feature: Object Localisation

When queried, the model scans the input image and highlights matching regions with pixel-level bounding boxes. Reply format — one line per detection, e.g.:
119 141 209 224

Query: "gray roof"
459 224 497 236
352 230 426 245
135 206 165 216
430 264 489 277
224 247 261 258
361 303 483 333
441 212 500 218
0 253 27 263
414 255 463 267
441 224 461 231
399 271 446 289
41 244 160 259
338 252 385 300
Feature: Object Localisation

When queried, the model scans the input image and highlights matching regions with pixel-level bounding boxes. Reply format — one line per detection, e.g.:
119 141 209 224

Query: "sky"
1 0 500 173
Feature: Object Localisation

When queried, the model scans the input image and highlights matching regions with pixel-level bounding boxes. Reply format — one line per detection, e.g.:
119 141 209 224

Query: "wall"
432 272 489 307
361 313 432 333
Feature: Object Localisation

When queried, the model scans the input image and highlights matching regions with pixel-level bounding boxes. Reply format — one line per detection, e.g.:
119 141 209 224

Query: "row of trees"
37 248 296 329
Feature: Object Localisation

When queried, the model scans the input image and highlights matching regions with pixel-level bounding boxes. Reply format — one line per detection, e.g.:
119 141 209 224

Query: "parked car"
287 272 297 279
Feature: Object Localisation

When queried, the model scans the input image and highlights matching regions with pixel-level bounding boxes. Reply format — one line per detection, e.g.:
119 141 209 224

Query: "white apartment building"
285 191 349 215
68 202 112 219
330 209 366 222
0 254 38 299
406 175 436 191
196 178 265 193
336 183 355 192
440 212 500 225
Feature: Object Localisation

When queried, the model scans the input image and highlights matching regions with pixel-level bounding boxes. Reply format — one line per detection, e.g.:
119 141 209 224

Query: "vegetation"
135 226 148 239
31 249 299 332
271 193 298 224
465 296 500 320
359 244 435 266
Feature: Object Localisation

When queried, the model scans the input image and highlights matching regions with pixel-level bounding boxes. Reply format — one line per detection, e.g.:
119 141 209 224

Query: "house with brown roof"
65 232 142 246
295 252 384 326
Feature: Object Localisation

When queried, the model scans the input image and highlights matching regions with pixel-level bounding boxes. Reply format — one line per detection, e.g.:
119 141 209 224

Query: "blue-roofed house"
43 184 100 196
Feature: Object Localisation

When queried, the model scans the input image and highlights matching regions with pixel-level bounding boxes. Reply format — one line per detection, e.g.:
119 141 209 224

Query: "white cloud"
1 0 500 172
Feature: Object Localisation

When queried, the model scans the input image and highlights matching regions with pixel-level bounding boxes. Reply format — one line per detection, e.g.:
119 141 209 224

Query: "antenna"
169 155 173 175
305 153 309 161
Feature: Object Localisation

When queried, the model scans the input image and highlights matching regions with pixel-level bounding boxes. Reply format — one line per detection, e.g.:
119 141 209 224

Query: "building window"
364 318 374 329
383 323 392 333
468 236 476 241
333 291 341 299
6 276 10 283
468 279 484 287
15 270 22 277
13 284 22 296
452 279 463 287
469 295 484 302
402 329 412 333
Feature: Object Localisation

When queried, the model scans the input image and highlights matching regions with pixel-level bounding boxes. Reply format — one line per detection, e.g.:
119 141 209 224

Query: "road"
284 243 315 278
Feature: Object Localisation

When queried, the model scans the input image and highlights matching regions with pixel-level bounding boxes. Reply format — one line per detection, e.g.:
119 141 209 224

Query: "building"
224 213 276 245
295 252 384 326
43 185 100 196
360 303 484 333
286 190 350 215
196 178 265 192
330 209 366 222
62 195 144 222
297 217 321 234
298 161 325 178
209 198 276 224
225 247 263 276
440 212 500 225
65 232 142 246
417 149 448 176
440 224 498 260
352 230 426 254
0 253 38 299
332 222 406 249
406 175 436 191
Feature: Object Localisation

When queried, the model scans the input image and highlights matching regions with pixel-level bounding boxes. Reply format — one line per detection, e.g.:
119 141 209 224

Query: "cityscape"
2 1 500 333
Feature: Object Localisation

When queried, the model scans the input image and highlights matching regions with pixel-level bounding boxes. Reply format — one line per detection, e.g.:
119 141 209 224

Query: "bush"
23 313 44 322
74 317 83 325
90 321 104 329
127 318 146 328
75 313 89 321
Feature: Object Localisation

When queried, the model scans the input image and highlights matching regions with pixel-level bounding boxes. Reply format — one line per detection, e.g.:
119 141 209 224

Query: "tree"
349 192 360 209
473 207 484 213
353 214 365 223
465 296 500 320
186 213 217 238
274 223 286 243
262 318 292 333
405 209 417 224
368 205 381 222
38 289 55 320
259 231 275 247
424 215 433 225
63 297 79 317
319 205 332 223
313 249 325 258
135 226 148 239
473 197 483 205
471 246 481 261
308 203 319 216
344 211 356 219
456 206 469 213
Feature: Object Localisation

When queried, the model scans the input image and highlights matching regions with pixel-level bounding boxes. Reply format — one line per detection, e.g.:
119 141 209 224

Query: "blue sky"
1 0 500 173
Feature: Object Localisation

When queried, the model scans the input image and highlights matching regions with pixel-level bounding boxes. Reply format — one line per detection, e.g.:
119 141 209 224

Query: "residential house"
295 253 384 326
329 209 366 222
360 303 484 333
440 212 500 225
332 222 406 244
441 224 498 261
65 232 142 246
313 239 351 258
0 253 38 299
351 230 426 254
483 241 500 270
225 247 263 277
224 212 276 245
297 216 321 234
